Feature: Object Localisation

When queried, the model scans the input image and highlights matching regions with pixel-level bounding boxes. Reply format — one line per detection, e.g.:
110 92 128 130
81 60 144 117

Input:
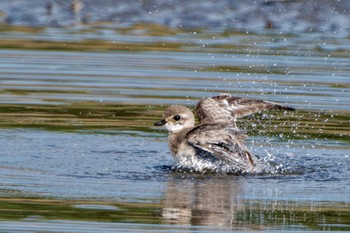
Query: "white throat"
165 123 185 133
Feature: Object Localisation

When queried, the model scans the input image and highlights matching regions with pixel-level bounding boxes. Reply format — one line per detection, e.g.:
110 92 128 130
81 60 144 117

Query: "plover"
154 94 295 173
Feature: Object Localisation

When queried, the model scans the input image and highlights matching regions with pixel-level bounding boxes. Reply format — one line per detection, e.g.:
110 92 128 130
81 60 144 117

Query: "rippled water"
1 0 350 33
0 5 350 232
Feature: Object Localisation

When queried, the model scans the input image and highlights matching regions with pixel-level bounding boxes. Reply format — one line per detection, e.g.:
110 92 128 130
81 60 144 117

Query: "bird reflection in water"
161 175 246 227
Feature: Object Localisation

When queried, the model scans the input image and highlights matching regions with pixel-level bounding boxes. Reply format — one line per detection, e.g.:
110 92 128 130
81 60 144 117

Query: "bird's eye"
173 115 181 121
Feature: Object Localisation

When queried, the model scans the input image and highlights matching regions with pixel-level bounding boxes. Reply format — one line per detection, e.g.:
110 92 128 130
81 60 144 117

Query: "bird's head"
154 105 195 133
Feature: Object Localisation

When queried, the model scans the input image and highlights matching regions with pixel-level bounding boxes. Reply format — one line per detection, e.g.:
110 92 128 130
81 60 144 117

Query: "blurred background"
1 0 350 33
0 1 349 232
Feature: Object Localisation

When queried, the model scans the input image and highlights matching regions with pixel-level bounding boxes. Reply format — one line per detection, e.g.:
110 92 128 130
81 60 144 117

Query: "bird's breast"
168 133 195 162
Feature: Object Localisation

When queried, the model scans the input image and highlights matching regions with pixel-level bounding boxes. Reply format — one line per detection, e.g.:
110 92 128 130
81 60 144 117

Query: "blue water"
1 0 350 34
0 1 349 232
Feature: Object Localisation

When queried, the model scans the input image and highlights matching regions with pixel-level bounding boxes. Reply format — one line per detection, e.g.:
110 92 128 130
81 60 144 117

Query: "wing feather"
186 124 255 171
195 94 295 125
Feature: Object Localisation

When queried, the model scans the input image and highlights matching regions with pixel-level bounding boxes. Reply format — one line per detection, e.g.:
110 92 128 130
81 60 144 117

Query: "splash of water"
170 149 302 176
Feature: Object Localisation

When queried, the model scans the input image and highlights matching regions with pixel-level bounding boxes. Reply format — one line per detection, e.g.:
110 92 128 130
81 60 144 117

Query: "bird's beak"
154 119 166 126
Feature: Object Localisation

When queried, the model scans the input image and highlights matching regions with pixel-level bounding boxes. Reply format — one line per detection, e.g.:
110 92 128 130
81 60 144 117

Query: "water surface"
0 3 350 232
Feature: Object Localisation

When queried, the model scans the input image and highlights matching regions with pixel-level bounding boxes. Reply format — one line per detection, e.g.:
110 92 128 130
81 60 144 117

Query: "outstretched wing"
186 124 255 172
195 94 295 125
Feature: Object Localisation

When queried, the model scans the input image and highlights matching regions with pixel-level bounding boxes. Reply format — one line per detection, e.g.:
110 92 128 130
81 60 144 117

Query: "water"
0 1 350 232
1 0 350 33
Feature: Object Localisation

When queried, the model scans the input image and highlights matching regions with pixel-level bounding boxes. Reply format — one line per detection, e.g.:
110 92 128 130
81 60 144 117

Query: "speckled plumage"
154 94 295 173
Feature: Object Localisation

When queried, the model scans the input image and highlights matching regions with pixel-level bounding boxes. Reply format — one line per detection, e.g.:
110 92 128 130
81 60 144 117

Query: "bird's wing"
195 94 295 125
186 124 255 171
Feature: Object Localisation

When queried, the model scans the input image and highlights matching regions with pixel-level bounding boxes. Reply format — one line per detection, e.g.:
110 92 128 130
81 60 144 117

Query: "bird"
154 94 295 174
70 0 84 15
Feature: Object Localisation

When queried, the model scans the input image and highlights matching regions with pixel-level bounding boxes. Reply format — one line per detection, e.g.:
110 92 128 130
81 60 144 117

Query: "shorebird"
71 0 84 15
154 94 295 173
